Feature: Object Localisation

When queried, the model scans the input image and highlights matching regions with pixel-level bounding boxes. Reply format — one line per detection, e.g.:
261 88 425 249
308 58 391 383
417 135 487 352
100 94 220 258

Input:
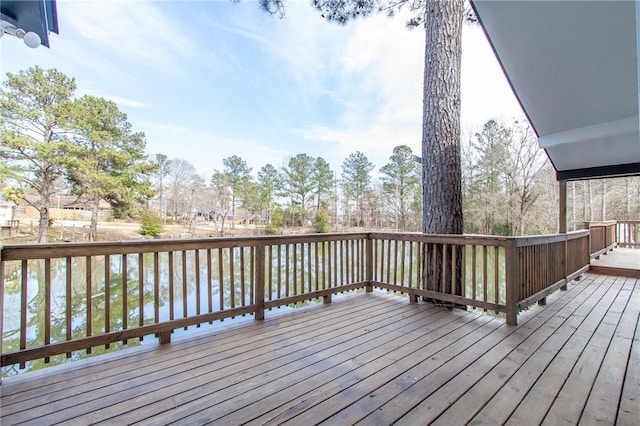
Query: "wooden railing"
1 231 591 372
616 220 640 249
512 231 590 311
585 221 617 257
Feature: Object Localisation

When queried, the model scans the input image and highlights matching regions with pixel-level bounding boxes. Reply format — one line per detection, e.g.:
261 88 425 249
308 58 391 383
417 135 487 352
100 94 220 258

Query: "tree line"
2 67 639 242
152 146 423 235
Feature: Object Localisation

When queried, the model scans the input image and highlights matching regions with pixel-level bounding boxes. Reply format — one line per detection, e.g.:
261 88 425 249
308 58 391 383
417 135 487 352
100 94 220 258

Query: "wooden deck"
1 273 638 425
591 248 640 278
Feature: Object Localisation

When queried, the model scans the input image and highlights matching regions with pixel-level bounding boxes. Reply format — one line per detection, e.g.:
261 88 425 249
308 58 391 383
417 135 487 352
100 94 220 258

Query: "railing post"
158 331 171 345
255 242 265 320
505 239 518 326
366 235 373 293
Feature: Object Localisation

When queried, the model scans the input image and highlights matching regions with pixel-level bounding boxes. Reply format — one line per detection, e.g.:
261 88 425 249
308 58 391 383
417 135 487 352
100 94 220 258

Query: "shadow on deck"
1 273 639 425
591 248 640 278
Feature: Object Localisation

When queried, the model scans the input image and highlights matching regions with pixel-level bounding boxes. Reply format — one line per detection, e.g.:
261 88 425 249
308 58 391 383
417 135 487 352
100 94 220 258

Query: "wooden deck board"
581 277 640 425
1 273 639 426
590 248 640 278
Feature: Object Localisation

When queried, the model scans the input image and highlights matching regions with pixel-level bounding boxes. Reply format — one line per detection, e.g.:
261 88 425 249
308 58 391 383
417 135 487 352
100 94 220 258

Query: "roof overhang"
0 0 58 48
471 0 640 181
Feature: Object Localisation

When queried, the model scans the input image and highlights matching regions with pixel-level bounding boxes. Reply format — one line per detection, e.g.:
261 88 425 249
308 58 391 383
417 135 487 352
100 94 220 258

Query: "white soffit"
471 0 640 179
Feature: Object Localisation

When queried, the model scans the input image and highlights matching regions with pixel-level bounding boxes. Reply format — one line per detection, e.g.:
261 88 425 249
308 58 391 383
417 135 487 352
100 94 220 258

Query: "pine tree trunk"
90 196 100 242
421 0 464 297
37 206 49 243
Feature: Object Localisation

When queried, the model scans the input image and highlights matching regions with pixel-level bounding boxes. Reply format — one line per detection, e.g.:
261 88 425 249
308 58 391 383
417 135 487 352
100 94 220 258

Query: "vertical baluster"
350 239 355 284
335 241 340 287
303 243 308 293
379 239 384 281
451 245 457 296
431 244 437 292
393 240 399 285
441 244 448 294
315 242 319 292
386 240 392 284
328 241 333 289
168 251 174 321
285 244 290 298
250 246 255 306
472 245 477 301
104 254 110 349
195 249 201 326
240 247 246 307
20 259 27 369
268 245 273 301
305 243 313 293
229 248 235 310
138 253 144 338
340 240 349 286
293 244 297 296
122 254 128 343
415 241 421 289
154 252 160 324
372 238 378 282
277 244 282 300
45 258 51 361
494 246 499 307
401 240 406 287
182 250 188 328
322 241 327 290
360 238 364 282
219 248 224 312
408 241 414 288
461 245 466 298
482 246 488 307
65 256 73 357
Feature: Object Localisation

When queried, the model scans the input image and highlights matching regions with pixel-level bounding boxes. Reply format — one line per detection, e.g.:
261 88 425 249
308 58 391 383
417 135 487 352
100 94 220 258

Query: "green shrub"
314 209 331 233
139 210 164 237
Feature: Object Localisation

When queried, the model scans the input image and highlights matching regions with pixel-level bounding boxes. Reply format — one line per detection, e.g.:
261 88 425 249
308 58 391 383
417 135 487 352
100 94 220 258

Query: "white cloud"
60 0 197 75
296 16 524 168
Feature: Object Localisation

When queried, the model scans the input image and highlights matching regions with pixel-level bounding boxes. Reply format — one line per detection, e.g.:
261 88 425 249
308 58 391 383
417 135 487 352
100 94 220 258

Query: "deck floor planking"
0 272 638 426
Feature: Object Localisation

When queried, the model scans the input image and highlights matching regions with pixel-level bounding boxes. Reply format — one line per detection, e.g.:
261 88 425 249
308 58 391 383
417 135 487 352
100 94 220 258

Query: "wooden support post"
255 243 265 320
158 331 171 345
366 235 373 293
538 298 547 306
324 293 332 304
559 179 568 290
505 239 518 326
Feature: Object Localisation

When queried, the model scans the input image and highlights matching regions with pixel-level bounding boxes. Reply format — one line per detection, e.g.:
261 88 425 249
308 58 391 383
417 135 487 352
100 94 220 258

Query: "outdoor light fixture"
1 13 41 48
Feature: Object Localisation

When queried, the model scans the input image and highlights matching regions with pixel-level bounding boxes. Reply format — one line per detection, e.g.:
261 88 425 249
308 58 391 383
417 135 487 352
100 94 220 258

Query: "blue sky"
1 0 523 178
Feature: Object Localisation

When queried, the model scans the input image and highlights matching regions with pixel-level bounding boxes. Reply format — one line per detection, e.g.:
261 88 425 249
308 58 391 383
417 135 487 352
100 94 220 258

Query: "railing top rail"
369 232 511 247
513 230 590 247
584 220 618 227
1 228 601 262
0 233 371 261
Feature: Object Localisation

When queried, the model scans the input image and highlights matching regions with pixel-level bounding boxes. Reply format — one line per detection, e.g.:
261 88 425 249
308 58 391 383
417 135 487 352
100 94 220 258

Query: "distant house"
0 203 18 238
55 195 112 213
243 214 268 225
0 203 16 224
